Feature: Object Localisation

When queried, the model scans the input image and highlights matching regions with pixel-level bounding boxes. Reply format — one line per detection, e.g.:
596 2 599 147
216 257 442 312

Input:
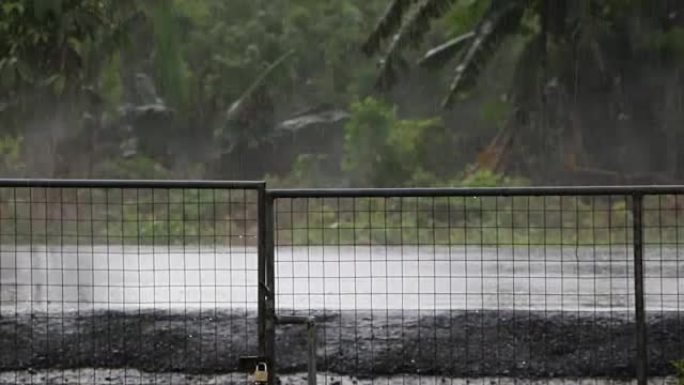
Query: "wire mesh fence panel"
0 183 262 385
642 194 684 385
2 184 683 385
272 194 647 385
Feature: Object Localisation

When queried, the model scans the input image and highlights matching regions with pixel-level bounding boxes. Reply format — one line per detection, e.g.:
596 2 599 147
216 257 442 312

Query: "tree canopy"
0 0 683 186
364 0 684 183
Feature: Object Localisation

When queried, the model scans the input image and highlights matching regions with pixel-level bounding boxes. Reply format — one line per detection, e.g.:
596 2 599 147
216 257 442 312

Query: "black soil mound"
0 309 681 378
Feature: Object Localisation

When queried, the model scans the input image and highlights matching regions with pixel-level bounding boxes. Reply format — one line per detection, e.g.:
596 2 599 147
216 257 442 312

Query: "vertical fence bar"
265 194 277 385
632 193 647 385
258 184 267 356
307 320 317 385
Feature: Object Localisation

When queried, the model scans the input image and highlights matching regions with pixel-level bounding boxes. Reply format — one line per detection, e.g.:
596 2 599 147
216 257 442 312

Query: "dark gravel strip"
0 309 681 378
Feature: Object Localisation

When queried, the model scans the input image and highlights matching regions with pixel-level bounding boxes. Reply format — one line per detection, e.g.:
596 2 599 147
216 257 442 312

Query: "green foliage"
440 0 491 37
266 154 332 188
343 97 443 187
0 0 390 180
276 194 636 246
674 360 684 385
0 187 253 246
365 0 526 104
364 0 684 181
343 97 396 186
0 0 137 92
146 1 188 108
99 51 124 108
460 168 528 187
1 0 682 186
0 135 25 176
175 0 382 116
481 97 513 127
0 0 141 155
93 156 170 180
639 27 684 63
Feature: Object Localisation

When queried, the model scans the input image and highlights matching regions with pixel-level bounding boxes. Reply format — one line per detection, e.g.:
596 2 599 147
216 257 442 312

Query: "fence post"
307 319 317 385
257 188 277 385
265 195 277 385
258 186 267 357
632 193 647 385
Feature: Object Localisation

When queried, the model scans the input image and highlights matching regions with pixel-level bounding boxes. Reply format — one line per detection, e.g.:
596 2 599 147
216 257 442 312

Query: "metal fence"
0 180 265 384
0 182 683 385
267 187 684 385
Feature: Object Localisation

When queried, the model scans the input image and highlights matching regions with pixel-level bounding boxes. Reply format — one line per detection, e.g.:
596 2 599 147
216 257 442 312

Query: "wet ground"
0 310 682 379
0 370 677 385
0 246 682 382
1 246 682 312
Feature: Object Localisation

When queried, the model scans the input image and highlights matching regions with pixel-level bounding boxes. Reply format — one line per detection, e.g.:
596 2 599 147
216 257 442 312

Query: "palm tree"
363 0 531 107
363 0 684 183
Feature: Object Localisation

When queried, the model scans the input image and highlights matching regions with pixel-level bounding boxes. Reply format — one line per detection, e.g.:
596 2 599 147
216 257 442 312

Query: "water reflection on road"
0 245 681 312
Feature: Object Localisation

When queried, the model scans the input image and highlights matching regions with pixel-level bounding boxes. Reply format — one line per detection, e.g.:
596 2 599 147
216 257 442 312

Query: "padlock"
254 362 268 383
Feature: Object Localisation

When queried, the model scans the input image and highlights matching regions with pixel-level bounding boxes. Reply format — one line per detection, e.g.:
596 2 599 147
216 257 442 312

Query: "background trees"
364 0 684 183
0 0 682 186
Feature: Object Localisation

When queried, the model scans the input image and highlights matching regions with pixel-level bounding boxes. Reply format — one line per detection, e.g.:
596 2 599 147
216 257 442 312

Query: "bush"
460 168 528 187
0 135 25 176
266 154 333 188
674 360 684 385
92 156 170 179
343 97 443 187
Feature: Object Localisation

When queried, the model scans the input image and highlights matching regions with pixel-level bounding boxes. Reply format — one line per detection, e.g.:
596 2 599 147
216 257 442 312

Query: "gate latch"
238 356 269 384
254 362 268 384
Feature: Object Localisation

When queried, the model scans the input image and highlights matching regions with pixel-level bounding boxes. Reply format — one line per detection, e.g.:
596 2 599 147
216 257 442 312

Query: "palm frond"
442 0 528 107
226 49 295 122
376 0 458 89
418 31 475 69
362 0 418 56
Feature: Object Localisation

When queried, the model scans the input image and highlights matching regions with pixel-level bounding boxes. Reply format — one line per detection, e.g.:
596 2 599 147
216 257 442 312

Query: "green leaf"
67 37 84 58
362 0 418 55
0 59 16 88
419 31 475 68
99 51 124 107
15 61 34 84
33 0 62 20
53 74 66 95
43 74 61 86
2 1 24 15
375 0 458 89
225 49 295 122
442 0 527 107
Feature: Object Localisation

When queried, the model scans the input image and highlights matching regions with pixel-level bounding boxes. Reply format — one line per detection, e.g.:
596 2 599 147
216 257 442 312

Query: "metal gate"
1 181 684 385
0 179 266 384
265 187 684 385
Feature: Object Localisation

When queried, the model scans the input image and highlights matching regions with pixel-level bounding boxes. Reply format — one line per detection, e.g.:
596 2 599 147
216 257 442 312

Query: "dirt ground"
0 370 677 385
0 309 682 380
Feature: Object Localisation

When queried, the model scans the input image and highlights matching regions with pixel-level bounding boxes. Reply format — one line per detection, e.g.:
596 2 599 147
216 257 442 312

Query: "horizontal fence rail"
0 180 265 385
268 188 684 385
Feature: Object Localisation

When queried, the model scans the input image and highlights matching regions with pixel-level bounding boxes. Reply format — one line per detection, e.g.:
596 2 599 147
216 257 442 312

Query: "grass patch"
0 190 682 247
